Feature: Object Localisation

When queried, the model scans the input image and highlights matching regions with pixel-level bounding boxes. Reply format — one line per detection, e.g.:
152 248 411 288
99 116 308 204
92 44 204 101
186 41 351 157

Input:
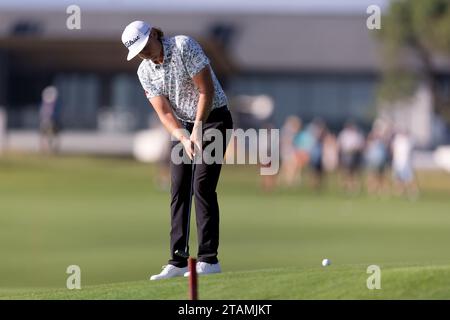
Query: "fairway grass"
1 154 450 299
3 264 450 299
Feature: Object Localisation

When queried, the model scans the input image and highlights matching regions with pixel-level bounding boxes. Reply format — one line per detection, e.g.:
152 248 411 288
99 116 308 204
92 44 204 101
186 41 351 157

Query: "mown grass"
0 154 449 299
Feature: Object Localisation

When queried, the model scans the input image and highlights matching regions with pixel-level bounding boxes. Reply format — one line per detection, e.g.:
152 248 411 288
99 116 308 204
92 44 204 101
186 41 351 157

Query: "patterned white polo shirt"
137 35 228 123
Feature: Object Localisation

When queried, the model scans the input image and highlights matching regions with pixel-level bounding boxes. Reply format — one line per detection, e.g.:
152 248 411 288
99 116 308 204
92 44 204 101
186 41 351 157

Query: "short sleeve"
179 36 210 78
137 64 163 99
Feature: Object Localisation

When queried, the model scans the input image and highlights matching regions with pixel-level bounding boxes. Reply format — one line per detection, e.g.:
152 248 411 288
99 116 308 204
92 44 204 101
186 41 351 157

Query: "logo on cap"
125 35 140 48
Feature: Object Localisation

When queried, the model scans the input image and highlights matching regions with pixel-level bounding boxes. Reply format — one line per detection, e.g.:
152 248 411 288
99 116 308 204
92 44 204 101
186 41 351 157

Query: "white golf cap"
121 21 152 61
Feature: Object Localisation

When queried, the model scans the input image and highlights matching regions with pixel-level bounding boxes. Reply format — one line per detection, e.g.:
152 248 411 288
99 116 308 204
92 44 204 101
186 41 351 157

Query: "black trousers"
169 106 233 267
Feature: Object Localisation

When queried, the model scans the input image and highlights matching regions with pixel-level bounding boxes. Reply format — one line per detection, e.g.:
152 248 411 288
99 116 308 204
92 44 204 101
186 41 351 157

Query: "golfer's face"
138 30 161 62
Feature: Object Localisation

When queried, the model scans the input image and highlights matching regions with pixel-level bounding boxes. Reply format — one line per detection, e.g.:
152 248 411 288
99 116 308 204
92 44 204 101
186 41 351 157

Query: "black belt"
181 106 228 128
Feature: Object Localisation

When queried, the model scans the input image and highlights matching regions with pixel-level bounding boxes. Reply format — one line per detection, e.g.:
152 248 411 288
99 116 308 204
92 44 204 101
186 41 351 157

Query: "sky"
0 0 390 13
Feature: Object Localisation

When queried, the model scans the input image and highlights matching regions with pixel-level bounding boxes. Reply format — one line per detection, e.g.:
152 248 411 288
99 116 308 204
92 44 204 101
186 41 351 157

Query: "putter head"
174 249 190 259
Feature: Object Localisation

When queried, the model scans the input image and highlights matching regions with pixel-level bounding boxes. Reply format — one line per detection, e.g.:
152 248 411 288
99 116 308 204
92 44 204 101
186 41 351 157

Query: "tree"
377 0 450 122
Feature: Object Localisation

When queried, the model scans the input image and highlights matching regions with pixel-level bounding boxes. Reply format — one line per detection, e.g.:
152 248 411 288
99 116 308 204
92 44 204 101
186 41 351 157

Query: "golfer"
121 21 233 280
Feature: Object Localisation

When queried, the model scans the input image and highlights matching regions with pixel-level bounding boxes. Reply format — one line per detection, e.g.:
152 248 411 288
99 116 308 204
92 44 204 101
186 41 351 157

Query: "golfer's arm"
192 66 214 128
149 96 188 142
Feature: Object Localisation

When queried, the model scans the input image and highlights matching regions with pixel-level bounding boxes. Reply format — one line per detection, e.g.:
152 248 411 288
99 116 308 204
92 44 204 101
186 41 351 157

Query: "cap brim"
126 34 150 61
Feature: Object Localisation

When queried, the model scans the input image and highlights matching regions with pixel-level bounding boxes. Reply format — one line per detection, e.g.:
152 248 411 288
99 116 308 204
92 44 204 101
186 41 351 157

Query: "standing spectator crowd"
277 115 418 198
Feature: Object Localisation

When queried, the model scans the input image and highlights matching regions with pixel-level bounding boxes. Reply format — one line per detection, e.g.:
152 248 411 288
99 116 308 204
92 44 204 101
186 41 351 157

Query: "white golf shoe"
150 264 188 281
184 262 222 277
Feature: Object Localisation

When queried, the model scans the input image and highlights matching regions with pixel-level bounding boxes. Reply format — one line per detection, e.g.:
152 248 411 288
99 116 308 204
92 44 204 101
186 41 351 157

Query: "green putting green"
0 154 449 299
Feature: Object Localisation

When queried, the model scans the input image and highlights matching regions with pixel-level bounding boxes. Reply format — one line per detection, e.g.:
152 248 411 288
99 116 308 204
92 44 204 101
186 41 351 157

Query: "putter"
174 145 199 300
174 146 196 260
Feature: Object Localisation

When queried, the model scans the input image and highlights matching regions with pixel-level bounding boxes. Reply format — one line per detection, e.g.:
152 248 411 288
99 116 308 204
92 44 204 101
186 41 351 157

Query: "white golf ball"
322 258 331 267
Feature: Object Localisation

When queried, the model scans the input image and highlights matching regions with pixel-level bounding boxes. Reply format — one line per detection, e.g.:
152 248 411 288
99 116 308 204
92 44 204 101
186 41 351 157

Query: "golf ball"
322 258 331 266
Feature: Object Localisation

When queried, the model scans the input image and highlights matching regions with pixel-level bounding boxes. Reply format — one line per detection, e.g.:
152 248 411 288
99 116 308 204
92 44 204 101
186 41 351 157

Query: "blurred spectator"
391 129 419 199
259 121 277 193
279 115 302 187
0 108 6 154
322 131 339 174
364 118 391 195
308 119 327 190
338 122 365 193
150 118 172 191
39 86 61 153
293 121 315 184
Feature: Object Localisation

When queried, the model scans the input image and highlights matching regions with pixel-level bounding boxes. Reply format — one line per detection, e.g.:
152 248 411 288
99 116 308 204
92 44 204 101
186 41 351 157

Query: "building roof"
1 10 449 72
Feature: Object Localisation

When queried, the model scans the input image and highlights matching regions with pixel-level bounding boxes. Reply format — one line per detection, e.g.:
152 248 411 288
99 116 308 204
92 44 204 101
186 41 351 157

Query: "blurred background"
1 0 450 296
0 0 449 151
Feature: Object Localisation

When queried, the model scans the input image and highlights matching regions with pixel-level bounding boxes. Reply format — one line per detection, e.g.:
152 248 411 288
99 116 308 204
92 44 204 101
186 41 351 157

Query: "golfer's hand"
190 125 202 158
181 136 195 160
